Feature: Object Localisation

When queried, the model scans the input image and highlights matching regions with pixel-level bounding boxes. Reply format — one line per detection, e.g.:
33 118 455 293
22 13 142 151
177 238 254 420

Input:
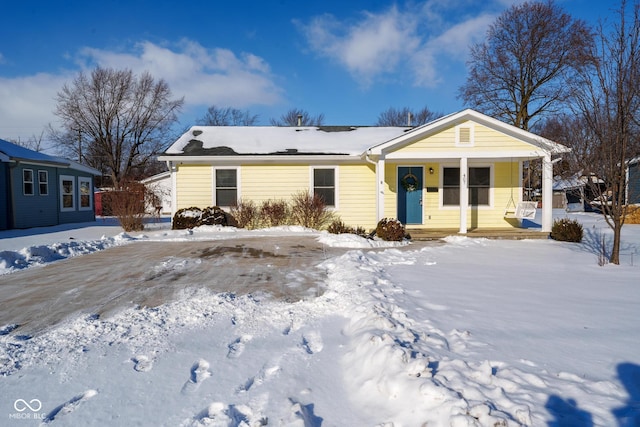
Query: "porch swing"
503 158 537 220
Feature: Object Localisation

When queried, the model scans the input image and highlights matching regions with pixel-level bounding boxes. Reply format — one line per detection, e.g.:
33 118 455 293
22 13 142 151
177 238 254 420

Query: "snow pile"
0 233 137 275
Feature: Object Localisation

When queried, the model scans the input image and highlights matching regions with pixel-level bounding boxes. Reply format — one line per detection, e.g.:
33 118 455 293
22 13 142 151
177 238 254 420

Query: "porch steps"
407 228 550 241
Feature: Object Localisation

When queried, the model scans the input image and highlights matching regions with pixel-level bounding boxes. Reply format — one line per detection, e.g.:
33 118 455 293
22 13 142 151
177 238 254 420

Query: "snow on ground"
0 212 638 426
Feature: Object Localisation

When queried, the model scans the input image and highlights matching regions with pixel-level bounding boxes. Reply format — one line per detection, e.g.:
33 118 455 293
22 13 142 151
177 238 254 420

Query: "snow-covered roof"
553 174 586 191
161 109 570 160
163 126 411 157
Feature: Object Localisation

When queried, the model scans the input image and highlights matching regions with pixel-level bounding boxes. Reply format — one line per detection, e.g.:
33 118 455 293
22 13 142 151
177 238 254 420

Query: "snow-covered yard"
0 212 638 426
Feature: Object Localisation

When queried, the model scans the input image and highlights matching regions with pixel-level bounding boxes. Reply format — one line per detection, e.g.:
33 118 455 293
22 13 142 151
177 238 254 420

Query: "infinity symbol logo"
13 399 42 412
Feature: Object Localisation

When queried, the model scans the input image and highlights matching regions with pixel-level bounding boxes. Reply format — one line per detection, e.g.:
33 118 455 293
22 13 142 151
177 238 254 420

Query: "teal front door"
398 166 423 224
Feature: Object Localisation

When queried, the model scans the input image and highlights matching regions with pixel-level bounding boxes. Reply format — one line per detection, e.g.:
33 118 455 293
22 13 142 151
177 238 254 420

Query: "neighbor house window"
313 167 336 207
442 167 491 206
23 169 34 195
79 177 92 210
215 169 237 207
38 170 49 196
60 175 75 211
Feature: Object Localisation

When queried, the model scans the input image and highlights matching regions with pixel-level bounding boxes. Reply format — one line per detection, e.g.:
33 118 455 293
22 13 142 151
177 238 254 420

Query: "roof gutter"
157 154 359 164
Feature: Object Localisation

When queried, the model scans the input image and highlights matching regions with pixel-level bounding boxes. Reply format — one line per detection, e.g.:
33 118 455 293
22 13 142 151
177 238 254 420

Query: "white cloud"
0 40 282 143
0 72 71 143
76 39 282 107
297 2 497 88
298 7 420 87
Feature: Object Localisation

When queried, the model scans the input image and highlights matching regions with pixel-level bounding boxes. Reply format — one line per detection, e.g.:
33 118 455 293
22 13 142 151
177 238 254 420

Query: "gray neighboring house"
628 157 640 205
0 138 100 230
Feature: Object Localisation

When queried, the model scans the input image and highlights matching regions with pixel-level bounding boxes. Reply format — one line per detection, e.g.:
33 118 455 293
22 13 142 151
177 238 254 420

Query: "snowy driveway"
0 236 348 335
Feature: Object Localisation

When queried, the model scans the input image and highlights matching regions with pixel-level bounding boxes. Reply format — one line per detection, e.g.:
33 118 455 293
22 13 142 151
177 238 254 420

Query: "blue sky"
0 0 616 151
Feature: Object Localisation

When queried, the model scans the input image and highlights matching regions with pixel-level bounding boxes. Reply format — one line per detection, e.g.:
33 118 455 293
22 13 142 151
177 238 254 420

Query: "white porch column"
459 157 468 234
542 154 553 232
377 158 386 222
169 161 178 219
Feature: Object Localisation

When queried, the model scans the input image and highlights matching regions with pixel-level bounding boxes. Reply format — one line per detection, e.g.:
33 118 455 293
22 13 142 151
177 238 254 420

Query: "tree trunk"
610 222 622 265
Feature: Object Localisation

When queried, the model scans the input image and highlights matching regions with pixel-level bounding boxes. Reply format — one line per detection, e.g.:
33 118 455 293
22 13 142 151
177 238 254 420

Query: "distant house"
141 171 172 215
158 109 570 233
553 174 586 212
628 157 640 205
0 139 100 230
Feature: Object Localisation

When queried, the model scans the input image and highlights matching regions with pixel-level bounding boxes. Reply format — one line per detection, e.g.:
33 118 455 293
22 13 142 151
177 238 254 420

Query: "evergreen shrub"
550 218 583 242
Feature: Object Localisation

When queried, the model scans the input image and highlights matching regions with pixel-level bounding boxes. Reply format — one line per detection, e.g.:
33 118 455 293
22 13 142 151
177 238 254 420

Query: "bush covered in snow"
172 206 237 229
550 218 583 242
375 218 408 241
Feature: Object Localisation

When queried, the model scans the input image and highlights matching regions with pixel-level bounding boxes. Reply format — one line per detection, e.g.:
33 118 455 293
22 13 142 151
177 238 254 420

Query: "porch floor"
407 227 550 241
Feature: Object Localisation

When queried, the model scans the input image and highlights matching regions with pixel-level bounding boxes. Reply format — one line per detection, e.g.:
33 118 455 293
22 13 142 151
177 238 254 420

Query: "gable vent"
456 125 474 146
459 127 471 143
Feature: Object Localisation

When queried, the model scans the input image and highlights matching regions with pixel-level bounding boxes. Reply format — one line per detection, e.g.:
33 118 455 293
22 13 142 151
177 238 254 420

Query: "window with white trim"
60 175 75 211
38 170 49 196
79 177 92 210
468 167 490 205
23 169 34 195
215 168 237 207
442 167 490 206
312 167 336 207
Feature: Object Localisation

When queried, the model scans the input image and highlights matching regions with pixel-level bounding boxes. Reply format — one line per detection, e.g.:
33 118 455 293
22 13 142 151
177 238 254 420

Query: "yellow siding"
396 121 535 153
241 165 309 202
174 163 379 229
175 164 212 209
337 163 377 229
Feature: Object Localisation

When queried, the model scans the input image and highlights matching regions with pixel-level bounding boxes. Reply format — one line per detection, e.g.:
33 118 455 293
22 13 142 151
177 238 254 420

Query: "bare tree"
376 106 443 126
270 108 325 126
52 67 183 189
197 105 259 126
8 131 46 152
568 0 640 264
459 1 593 130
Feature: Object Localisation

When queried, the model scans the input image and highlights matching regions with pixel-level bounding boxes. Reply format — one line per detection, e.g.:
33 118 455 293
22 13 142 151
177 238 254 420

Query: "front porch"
407 227 549 241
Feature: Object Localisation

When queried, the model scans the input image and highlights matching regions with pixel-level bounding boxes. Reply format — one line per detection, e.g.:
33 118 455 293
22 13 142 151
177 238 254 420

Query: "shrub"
230 200 258 229
107 183 147 232
327 220 354 234
375 218 408 241
290 191 334 230
260 199 290 227
550 218 583 242
172 207 203 229
353 226 369 238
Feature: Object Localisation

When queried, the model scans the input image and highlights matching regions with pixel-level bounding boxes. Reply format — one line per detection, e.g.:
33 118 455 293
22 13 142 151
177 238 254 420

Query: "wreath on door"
401 171 419 192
